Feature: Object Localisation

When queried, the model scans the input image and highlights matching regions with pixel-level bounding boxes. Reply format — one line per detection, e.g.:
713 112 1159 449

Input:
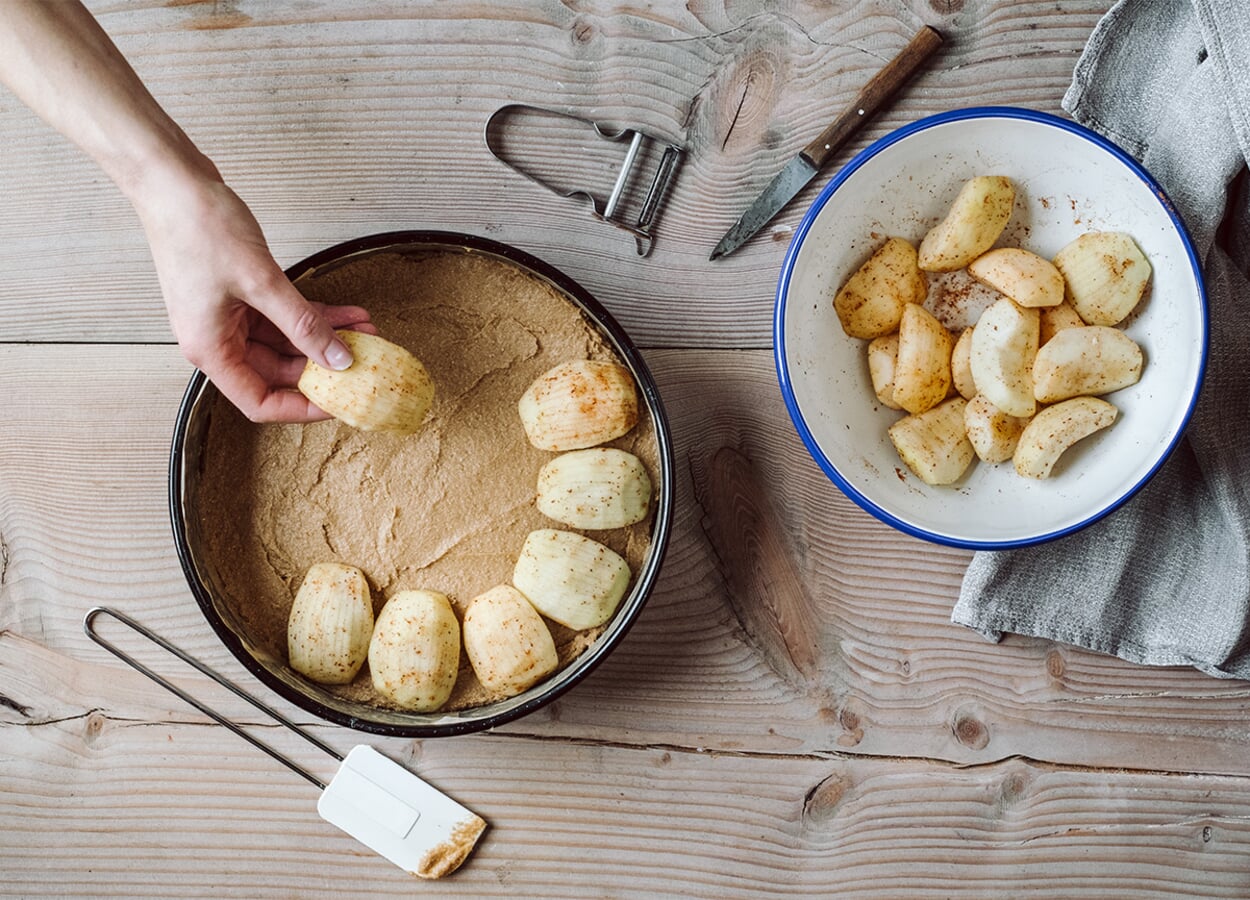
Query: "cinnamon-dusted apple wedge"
968 247 1065 308
1013 397 1118 479
833 236 928 339
892 303 953 415
536 448 652 530
462 585 559 697
513 529 631 630
969 297 1039 419
1031 325 1143 403
518 359 638 451
1052 231 1152 326
368 590 460 711
887 397 975 486
963 394 1029 464
918 175 1015 272
298 330 435 435
287 562 374 685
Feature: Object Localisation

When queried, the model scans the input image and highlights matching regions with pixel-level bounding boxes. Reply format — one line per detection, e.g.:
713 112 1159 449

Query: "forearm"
0 0 363 421
0 0 216 203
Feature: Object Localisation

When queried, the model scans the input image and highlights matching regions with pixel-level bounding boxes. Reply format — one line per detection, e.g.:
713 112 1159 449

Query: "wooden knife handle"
801 25 943 170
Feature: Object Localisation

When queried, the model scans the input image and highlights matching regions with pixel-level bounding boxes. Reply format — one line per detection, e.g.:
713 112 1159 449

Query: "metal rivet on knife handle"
801 25 943 171
710 25 944 261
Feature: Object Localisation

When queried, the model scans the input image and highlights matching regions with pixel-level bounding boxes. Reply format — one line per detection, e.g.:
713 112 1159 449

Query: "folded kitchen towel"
952 0 1250 679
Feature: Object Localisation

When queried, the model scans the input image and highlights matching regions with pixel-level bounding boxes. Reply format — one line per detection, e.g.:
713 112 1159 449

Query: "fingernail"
325 340 353 371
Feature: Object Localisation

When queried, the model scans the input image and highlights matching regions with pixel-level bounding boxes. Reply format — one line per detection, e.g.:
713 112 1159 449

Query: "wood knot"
177 0 253 32
999 772 1027 806
570 16 597 45
398 740 424 769
714 51 782 152
694 446 822 686
545 698 561 722
930 0 966 12
84 711 106 744
1045 649 1066 680
802 772 851 828
952 707 989 750
836 701 865 747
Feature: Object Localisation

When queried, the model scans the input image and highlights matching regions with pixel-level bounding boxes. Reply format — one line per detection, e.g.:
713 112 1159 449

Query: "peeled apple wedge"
1013 396 1118 479
368 590 460 712
513 529 631 630
866 333 903 410
951 327 977 400
969 298 1039 419
887 397 975 486
536 448 652 529
298 331 435 435
918 176 1015 272
1039 300 1086 346
892 303 952 415
462 585 559 697
833 237 928 339
963 394 1029 464
518 360 639 451
1032 325 1143 403
1052 231 1152 326
967 247 1064 308
287 562 374 685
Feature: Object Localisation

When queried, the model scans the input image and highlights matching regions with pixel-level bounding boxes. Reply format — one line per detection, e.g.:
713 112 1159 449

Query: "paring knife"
710 25 943 261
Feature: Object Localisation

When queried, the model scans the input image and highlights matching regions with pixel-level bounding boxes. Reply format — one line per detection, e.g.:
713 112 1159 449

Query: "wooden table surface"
4 1 1250 896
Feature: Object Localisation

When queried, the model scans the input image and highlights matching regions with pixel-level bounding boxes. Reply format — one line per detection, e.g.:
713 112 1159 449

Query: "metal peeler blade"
484 103 683 257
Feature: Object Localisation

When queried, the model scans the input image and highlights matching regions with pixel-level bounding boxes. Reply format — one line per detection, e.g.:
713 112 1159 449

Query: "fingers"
324 304 377 331
250 303 378 356
244 269 355 371
244 339 308 387
208 355 332 424
219 322 382 423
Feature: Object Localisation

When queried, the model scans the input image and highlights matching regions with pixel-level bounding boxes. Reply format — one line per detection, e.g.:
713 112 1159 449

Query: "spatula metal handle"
84 606 341 790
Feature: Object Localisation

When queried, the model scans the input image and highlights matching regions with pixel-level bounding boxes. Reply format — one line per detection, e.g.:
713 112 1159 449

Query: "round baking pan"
169 231 674 737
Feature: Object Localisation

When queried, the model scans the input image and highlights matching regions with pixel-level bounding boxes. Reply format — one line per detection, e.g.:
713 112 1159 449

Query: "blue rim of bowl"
773 105 1210 550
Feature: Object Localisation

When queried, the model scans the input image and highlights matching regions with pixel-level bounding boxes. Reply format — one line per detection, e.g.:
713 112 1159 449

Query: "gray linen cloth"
952 0 1250 679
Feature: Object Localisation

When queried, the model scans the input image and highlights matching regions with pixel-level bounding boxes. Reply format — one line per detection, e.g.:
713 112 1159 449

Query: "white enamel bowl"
775 107 1208 549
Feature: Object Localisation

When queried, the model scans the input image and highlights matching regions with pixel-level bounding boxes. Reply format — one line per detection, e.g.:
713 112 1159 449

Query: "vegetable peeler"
484 103 683 257
82 606 486 880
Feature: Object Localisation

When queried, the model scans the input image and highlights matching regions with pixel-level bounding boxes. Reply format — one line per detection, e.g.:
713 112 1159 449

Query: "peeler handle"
83 606 342 790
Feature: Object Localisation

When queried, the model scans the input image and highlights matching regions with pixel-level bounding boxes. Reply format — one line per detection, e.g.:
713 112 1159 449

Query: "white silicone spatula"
84 606 487 879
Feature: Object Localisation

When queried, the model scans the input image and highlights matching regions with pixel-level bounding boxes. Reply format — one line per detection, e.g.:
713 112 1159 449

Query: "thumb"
248 271 353 371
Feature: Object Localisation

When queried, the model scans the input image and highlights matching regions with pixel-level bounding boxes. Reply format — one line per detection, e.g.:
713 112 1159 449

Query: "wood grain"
5 629 1250 898
694 445 823 684
5 345 1250 782
6 2 1250 895
0 0 1108 348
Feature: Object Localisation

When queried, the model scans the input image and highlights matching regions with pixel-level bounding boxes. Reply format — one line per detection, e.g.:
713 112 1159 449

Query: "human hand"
0 3 377 422
134 167 375 422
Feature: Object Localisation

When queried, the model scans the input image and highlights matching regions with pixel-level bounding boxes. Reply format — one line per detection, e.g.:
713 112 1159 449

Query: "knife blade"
710 25 943 261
